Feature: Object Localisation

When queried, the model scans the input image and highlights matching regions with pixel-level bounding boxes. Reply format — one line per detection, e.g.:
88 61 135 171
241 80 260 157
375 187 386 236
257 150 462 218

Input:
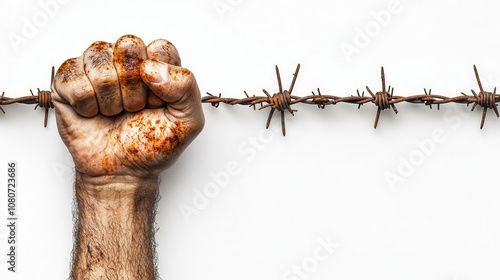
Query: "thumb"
141 59 197 102
140 59 204 128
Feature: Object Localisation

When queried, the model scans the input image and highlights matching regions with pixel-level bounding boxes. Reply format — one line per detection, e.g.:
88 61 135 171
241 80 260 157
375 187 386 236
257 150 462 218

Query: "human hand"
52 34 204 179
51 35 204 280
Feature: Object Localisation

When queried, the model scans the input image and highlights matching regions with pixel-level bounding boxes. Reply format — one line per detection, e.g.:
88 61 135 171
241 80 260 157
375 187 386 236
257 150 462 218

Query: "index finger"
144 39 182 108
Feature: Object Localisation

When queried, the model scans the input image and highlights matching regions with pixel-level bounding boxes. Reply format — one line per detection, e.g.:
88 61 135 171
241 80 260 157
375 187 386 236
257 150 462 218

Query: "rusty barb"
1 64 499 135
0 67 54 127
203 64 500 135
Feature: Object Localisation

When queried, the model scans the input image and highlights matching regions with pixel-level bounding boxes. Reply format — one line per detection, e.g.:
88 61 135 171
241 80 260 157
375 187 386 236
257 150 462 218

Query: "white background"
1 0 500 279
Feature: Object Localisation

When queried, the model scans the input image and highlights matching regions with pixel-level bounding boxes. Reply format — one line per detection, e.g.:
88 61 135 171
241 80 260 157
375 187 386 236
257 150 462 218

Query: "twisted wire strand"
1 65 499 134
202 92 485 114
0 66 54 127
203 64 500 135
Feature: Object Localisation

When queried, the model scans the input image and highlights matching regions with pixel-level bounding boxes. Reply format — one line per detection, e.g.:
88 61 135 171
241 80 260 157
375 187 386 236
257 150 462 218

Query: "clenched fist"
53 34 204 178
52 35 204 279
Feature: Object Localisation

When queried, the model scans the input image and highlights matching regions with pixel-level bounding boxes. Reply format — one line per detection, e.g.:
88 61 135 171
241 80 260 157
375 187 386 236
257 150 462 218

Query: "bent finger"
146 38 181 66
53 57 98 117
140 60 204 126
83 41 123 116
144 38 182 108
113 35 148 112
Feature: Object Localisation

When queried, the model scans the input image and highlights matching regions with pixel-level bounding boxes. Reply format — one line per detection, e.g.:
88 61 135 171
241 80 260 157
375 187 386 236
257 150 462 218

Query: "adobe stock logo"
7 0 72 53
213 0 243 21
340 0 403 63
282 234 339 280
179 128 276 223
385 104 472 191
384 128 447 190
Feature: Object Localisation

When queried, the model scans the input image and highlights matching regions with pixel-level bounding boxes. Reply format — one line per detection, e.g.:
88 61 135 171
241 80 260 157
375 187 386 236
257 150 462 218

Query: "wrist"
75 171 159 200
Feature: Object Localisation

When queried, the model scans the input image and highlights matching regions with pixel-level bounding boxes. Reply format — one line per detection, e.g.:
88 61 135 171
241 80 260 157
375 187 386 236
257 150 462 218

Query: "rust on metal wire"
1 64 499 135
259 64 300 136
203 64 499 135
0 67 54 127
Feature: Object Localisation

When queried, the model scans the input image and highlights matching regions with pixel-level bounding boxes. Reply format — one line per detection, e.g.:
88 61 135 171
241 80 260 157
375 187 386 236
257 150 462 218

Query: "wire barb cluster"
203 64 500 135
0 67 54 127
1 64 499 135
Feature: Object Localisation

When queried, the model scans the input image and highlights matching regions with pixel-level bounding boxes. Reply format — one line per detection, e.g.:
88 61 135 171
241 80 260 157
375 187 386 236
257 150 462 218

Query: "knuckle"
54 57 96 104
71 87 95 103
91 74 118 86
113 35 147 84
55 58 82 84
84 41 114 71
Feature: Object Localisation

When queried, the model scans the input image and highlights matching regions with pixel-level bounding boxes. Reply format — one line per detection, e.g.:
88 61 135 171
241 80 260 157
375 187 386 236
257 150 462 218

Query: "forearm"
72 172 159 280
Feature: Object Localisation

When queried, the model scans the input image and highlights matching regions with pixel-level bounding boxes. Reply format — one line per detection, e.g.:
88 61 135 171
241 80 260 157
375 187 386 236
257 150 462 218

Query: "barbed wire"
0 64 498 135
203 64 499 135
0 67 54 127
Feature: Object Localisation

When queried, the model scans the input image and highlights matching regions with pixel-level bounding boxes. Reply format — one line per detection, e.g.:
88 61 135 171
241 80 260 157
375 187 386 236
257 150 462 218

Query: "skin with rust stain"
54 107 194 178
51 35 204 280
53 35 204 178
